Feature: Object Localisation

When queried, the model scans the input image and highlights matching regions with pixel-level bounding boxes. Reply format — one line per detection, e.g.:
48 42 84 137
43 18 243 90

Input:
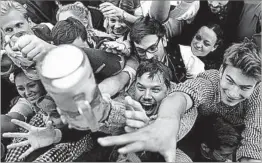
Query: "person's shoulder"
196 69 220 81
249 82 262 101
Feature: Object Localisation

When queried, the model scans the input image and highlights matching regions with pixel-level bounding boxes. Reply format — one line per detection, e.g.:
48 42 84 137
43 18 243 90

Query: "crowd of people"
0 0 261 162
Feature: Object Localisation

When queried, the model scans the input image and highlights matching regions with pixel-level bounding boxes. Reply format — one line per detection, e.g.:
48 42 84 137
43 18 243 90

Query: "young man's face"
0 9 32 37
134 72 168 116
134 35 166 61
220 65 257 106
207 0 229 14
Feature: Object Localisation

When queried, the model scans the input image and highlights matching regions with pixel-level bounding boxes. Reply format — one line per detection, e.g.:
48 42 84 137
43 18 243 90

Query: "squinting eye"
195 35 201 40
137 86 145 91
204 42 210 47
5 28 13 33
16 23 23 28
152 89 160 93
17 87 25 91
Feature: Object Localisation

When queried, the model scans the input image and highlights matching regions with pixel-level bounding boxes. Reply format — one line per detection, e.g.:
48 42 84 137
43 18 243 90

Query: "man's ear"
219 65 224 79
201 143 210 153
162 36 167 47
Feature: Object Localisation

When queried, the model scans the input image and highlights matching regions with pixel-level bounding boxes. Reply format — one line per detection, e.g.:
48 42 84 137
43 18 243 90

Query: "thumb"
46 121 53 129
125 96 145 112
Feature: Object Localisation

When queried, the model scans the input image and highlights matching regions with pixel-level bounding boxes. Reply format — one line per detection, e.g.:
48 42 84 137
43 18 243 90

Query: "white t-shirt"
179 45 205 79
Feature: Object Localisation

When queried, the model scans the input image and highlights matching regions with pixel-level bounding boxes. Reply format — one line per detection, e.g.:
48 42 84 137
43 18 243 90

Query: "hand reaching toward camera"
124 96 150 133
2 119 61 159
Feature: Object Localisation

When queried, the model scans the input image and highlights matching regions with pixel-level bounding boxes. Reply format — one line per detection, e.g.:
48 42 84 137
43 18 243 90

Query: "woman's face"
191 26 218 57
107 17 128 37
15 72 45 104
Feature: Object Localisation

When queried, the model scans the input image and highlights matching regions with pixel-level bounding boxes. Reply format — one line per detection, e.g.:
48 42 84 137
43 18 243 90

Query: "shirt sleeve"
236 83 262 160
99 99 127 135
163 18 185 39
169 70 219 110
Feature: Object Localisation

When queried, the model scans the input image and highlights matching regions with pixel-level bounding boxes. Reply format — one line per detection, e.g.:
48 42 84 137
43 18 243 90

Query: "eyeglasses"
135 37 161 58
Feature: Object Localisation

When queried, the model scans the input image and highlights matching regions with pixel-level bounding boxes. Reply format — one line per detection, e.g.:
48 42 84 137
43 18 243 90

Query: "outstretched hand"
124 96 150 133
2 119 60 160
98 116 179 162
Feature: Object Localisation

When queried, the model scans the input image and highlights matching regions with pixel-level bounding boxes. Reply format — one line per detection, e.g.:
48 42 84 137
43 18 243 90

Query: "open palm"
2 119 59 159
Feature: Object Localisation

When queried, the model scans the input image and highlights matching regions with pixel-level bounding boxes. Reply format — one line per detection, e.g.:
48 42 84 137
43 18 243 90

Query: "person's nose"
195 41 203 49
144 89 152 100
25 87 31 96
228 85 241 98
114 21 121 28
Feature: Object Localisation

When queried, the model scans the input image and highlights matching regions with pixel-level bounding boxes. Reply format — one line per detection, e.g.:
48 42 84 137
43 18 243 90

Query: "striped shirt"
170 69 262 160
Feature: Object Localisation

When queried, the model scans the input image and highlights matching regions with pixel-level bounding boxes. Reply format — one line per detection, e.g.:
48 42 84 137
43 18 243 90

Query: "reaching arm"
150 1 171 23
98 91 193 162
99 71 130 97
99 57 138 97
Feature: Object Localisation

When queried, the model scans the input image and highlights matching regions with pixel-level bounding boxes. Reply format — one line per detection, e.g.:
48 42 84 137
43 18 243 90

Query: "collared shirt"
170 69 262 160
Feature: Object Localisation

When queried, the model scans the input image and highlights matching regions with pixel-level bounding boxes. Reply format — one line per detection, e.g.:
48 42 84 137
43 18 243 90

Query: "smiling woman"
1 68 46 133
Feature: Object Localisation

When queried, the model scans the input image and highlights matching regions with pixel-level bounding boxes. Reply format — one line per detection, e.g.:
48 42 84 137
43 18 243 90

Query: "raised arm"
99 57 139 97
150 1 171 23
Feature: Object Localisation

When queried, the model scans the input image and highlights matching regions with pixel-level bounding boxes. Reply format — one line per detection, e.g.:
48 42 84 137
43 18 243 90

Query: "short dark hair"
136 59 173 88
52 17 87 45
222 38 261 81
130 15 166 44
199 115 242 150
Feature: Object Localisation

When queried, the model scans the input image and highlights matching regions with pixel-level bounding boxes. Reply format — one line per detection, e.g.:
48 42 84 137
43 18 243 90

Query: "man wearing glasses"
99 15 187 96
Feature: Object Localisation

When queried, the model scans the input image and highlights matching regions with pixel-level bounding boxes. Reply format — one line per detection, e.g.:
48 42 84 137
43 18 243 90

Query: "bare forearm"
98 71 130 97
123 11 139 24
150 1 170 23
158 92 191 119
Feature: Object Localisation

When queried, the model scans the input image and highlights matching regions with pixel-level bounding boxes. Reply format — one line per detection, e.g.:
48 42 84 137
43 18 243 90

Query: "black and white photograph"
0 0 261 162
